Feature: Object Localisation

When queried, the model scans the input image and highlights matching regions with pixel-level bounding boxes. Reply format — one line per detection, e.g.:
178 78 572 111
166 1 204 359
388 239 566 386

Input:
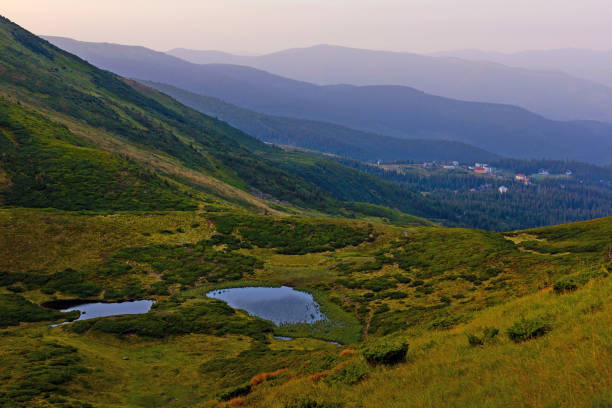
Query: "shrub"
218 383 252 401
326 361 369 385
0 294 78 328
1 342 90 403
467 326 499 346
285 398 342 408
483 326 500 339
361 336 408 365
209 215 373 255
553 277 578 294
362 277 397 292
427 315 461 330
379 291 407 299
554 269 609 294
507 317 552 342
6 285 24 293
68 300 274 340
467 333 484 346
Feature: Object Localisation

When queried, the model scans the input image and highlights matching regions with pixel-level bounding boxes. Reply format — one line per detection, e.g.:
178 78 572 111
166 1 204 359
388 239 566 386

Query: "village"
376 160 575 194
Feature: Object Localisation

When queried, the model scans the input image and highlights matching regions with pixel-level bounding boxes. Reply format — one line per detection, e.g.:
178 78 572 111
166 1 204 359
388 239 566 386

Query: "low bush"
0 342 89 404
507 316 552 342
361 336 408 365
0 294 78 328
553 277 578 294
554 268 609 294
467 326 499 346
362 277 397 292
218 383 252 401
326 361 369 385
285 398 343 408
113 238 263 286
68 300 274 340
209 214 373 255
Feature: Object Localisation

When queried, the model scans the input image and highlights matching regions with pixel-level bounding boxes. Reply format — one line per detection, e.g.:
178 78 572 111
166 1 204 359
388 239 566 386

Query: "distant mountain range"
0 16 453 221
432 48 612 89
142 81 498 163
166 44 612 123
40 36 612 164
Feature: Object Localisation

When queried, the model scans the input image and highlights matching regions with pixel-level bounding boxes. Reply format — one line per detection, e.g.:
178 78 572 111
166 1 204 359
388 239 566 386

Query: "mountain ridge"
41 36 612 164
165 42 612 122
142 80 499 163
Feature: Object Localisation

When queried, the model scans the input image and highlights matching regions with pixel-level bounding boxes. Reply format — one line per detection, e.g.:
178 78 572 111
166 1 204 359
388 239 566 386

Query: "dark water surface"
207 286 325 326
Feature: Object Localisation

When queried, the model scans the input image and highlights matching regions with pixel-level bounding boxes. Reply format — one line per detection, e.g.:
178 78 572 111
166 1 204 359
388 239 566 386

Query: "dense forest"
334 157 612 230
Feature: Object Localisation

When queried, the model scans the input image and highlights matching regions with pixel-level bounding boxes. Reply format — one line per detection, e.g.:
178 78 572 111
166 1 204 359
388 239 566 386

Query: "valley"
0 10 612 408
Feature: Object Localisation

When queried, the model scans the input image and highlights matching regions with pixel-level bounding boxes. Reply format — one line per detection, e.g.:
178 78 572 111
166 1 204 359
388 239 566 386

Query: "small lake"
51 300 154 323
207 286 325 326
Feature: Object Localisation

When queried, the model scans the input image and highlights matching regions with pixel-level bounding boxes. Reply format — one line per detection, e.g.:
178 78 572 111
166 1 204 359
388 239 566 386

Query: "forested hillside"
333 157 612 230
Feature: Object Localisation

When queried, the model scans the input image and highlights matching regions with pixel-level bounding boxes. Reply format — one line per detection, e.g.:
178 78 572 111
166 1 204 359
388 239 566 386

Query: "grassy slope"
1 208 610 406
0 98 199 211
0 15 447 223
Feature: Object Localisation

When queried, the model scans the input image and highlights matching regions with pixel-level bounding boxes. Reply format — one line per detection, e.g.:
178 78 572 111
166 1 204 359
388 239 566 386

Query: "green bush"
362 277 397 292
326 361 370 385
553 268 609 294
467 333 484 346
218 382 251 401
553 277 578 294
361 336 408 365
0 342 89 404
0 294 78 328
209 215 373 255
112 237 263 287
285 398 342 408
507 317 552 342
68 300 274 340
467 326 499 346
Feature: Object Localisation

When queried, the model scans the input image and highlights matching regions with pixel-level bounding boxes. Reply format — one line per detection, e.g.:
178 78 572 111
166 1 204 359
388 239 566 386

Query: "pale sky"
2 0 611 54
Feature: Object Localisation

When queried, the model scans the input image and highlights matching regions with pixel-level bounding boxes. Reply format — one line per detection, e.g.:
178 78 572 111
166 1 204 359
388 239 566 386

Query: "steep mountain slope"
0 98 196 211
167 44 612 123
44 36 612 164
434 48 612 88
0 16 449 221
143 81 498 163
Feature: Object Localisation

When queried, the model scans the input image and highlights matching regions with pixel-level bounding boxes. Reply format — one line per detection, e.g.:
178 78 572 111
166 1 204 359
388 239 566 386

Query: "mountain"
41 37 612 164
142 81 498 163
167 44 612 123
0 16 451 222
3 16 612 408
433 48 612 88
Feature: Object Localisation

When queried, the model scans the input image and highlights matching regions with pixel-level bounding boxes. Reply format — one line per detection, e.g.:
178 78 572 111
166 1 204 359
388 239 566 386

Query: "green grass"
0 208 611 406
10 14 612 408
252 269 612 408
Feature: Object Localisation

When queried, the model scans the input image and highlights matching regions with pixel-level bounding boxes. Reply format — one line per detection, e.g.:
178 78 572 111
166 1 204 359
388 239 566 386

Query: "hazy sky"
3 0 612 54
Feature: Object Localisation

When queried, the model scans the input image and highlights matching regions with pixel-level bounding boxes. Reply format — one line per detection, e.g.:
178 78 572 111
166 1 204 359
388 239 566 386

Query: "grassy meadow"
1 206 611 407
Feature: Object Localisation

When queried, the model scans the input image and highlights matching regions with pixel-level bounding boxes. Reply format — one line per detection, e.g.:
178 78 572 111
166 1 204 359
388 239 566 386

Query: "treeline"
333 157 612 231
